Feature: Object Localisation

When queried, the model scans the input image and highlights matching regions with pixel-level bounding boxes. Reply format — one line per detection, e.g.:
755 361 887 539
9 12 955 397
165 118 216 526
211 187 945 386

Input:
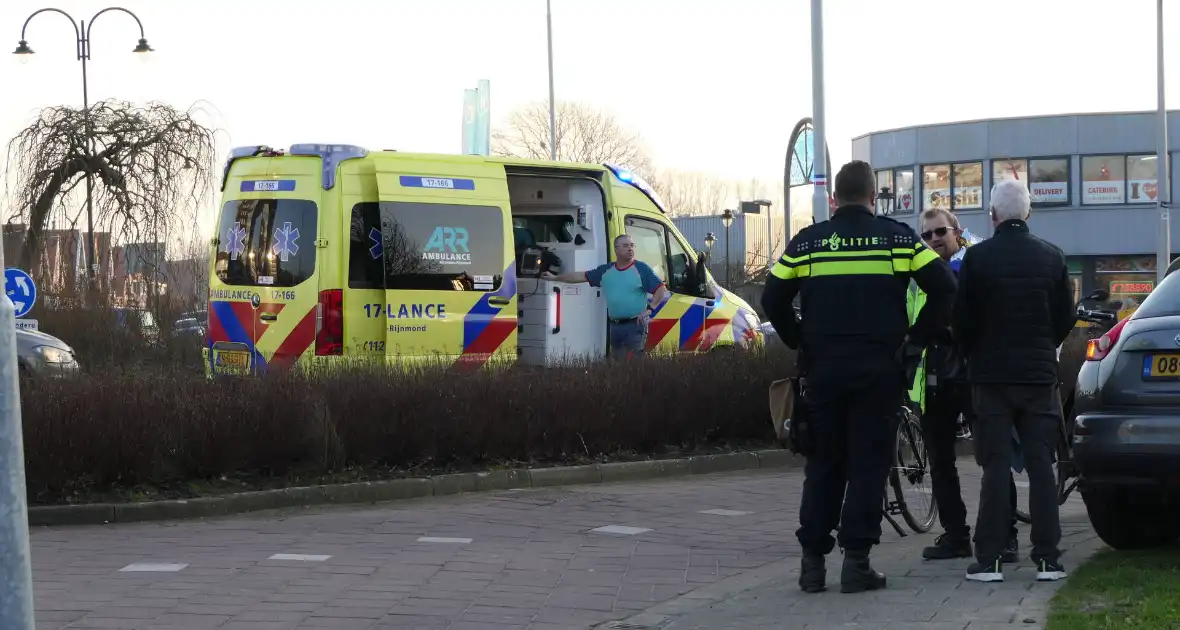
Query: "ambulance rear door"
371 157 517 370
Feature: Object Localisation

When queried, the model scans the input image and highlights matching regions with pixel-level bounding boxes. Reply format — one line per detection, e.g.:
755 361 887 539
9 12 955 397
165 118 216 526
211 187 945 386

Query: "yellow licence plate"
213 350 250 374
1145 353 1180 379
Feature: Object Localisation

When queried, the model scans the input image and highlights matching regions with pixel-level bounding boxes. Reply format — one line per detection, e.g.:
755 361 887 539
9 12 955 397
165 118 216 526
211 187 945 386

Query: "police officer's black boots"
839 548 886 593
799 551 826 593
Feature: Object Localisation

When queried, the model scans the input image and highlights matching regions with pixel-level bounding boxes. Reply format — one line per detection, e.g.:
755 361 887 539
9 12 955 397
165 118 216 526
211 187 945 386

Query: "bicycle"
783 383 936 537
1004 304 1119 523
883 396 938 537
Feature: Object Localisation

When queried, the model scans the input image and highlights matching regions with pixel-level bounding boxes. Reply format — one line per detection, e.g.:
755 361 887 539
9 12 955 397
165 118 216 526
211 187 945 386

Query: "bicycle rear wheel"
889 408 937 533
1012 467 1032 524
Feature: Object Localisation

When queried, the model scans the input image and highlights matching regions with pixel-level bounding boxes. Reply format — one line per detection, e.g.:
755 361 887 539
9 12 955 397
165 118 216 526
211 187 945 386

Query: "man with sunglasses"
916 208 1019 565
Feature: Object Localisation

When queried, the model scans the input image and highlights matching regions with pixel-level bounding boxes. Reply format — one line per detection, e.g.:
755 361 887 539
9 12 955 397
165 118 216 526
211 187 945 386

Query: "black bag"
787 376 815 456
769 373 815 456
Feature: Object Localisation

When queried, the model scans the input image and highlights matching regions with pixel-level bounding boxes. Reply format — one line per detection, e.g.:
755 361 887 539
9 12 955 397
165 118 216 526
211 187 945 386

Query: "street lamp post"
545 0 557 161
721 209 735 288
1155 0 1170 284
703 231 716 253
13 7 153 283
809 0 830 223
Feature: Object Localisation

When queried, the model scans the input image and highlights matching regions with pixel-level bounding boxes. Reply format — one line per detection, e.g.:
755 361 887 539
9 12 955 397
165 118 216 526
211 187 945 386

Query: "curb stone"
25 449 800 527
28 441 981 528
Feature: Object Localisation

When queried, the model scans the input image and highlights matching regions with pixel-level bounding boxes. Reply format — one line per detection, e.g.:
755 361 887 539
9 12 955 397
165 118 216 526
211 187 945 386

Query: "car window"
214 199 318 288
348 202 385 289
623 217 669 284
666 234 693 293
1130 271 1180 318
380 202 506 292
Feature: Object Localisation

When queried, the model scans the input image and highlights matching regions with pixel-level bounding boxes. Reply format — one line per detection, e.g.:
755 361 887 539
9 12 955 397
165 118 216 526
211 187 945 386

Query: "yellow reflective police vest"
906 281 927 414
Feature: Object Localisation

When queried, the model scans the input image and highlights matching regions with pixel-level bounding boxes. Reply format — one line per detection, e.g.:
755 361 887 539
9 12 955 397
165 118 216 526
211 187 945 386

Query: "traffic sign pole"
0 243 34 629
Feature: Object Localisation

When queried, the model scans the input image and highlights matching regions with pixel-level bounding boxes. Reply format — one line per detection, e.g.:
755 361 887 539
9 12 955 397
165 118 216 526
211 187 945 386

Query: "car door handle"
259 312 278 322
489 296 511 306
706 300 715 307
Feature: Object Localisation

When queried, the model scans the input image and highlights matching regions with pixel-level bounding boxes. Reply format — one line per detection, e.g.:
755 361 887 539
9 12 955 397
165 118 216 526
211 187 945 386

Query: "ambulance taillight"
316 289 344 356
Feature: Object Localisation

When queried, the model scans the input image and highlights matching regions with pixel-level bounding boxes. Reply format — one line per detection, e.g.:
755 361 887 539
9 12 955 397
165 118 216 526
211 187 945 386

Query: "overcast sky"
1 0 1177 237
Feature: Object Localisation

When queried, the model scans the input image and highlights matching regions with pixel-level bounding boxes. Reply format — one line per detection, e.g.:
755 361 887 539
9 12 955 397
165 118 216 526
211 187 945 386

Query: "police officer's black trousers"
797 371 902 555
923 383 1018 542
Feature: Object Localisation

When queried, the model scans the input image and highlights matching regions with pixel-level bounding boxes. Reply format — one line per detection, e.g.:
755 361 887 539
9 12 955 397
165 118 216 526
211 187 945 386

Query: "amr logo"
424 227 470 253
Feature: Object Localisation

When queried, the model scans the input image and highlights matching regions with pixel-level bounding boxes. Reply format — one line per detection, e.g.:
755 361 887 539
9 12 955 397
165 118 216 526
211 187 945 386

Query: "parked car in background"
1073 269 1180 550
172 315 206 340
17 328 80 379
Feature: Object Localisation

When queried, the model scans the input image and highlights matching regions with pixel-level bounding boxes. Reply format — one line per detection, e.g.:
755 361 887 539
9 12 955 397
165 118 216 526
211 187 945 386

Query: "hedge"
20 346 793 506
17 321 1097 507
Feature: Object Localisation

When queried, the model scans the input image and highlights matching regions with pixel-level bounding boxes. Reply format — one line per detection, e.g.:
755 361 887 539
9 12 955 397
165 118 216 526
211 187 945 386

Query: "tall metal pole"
725 223 731 288
546 0 557 161
1156 0 1170 285
0 229 34 629
810 0 829 223
80 19 97 283
766 208 773 272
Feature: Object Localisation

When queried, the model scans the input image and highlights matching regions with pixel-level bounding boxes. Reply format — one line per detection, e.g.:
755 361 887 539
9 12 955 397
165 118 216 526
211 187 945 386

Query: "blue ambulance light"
290 144 369 190
220 145 276 192
604 162 667 214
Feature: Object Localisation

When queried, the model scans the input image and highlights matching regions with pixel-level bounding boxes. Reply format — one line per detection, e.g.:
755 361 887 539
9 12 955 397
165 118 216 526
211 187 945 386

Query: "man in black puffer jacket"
916 208 1019 565
953 179 1077 585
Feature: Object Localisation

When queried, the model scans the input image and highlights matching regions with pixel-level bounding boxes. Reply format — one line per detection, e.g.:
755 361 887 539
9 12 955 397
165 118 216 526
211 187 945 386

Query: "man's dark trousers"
971 383 1062 564
923 383 1018 542
797 367 903 554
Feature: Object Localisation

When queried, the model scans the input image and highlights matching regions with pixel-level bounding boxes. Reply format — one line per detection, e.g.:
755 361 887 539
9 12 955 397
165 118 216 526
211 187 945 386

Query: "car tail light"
315 289 344 356
1086 317 1130 361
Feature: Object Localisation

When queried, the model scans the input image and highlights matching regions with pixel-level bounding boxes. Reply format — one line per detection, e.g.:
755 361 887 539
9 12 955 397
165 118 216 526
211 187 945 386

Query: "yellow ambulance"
205 144 763 375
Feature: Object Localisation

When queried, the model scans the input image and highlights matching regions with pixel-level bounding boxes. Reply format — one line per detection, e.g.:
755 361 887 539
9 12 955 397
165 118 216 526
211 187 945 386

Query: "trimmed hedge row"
21 346 792 505
19 329 1096 507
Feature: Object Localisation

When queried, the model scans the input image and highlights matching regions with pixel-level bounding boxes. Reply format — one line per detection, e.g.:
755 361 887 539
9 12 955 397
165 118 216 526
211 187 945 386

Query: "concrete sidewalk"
602 467 1103 630
29 459 1101 629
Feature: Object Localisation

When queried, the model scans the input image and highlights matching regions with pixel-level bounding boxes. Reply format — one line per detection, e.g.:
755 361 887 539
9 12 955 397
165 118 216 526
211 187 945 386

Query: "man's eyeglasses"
921 226 951 241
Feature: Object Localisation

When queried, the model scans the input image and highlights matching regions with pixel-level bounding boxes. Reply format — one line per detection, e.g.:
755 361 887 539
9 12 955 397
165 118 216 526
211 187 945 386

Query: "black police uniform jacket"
762 204 957 380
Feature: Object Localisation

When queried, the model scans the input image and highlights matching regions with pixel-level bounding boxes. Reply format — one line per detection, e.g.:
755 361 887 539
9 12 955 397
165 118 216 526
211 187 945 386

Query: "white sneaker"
966 558 1004 582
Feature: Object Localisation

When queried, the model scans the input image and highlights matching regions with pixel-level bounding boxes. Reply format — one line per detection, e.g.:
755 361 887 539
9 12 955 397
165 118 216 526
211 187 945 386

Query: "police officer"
762 160 956 594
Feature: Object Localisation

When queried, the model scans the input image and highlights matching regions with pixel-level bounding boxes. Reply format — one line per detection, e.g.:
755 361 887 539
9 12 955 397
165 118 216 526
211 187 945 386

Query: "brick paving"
28 459 1101 630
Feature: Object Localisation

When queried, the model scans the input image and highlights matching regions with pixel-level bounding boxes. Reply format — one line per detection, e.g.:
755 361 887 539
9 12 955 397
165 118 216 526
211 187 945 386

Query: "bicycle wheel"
889 408 937 533
1012 466 1032 524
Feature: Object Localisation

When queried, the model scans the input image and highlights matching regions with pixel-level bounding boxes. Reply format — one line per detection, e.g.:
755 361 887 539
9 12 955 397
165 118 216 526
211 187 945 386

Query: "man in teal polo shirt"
542 234 669 357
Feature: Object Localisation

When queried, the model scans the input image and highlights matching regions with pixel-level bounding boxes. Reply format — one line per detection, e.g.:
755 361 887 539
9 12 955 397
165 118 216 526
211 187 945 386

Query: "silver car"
17 328 80 379
1073 270 1180 550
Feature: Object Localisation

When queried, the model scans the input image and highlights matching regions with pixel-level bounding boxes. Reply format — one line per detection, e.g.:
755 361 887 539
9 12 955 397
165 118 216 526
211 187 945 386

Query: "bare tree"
646 168 732 217
4 99 219 271
492 100 652 174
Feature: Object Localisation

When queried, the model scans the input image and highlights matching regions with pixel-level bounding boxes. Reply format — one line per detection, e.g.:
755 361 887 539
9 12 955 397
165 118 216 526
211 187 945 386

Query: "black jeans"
923 383 1018 541
972 383 1063 564
797 369 903 554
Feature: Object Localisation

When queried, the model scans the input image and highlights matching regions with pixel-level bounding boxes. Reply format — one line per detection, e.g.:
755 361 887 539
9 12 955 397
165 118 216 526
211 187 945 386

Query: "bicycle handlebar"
1076 308 1118 327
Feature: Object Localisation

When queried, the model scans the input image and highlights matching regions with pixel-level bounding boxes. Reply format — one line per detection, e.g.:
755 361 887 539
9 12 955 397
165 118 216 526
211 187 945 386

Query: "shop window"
875 170 894 215
952 162 983 210
894 169 915 214
1081 155 1127 205
992 159 1027 187
1029 158 1069 205
922 164 950 211
1126 154 1163 204
1096 255 1158 314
